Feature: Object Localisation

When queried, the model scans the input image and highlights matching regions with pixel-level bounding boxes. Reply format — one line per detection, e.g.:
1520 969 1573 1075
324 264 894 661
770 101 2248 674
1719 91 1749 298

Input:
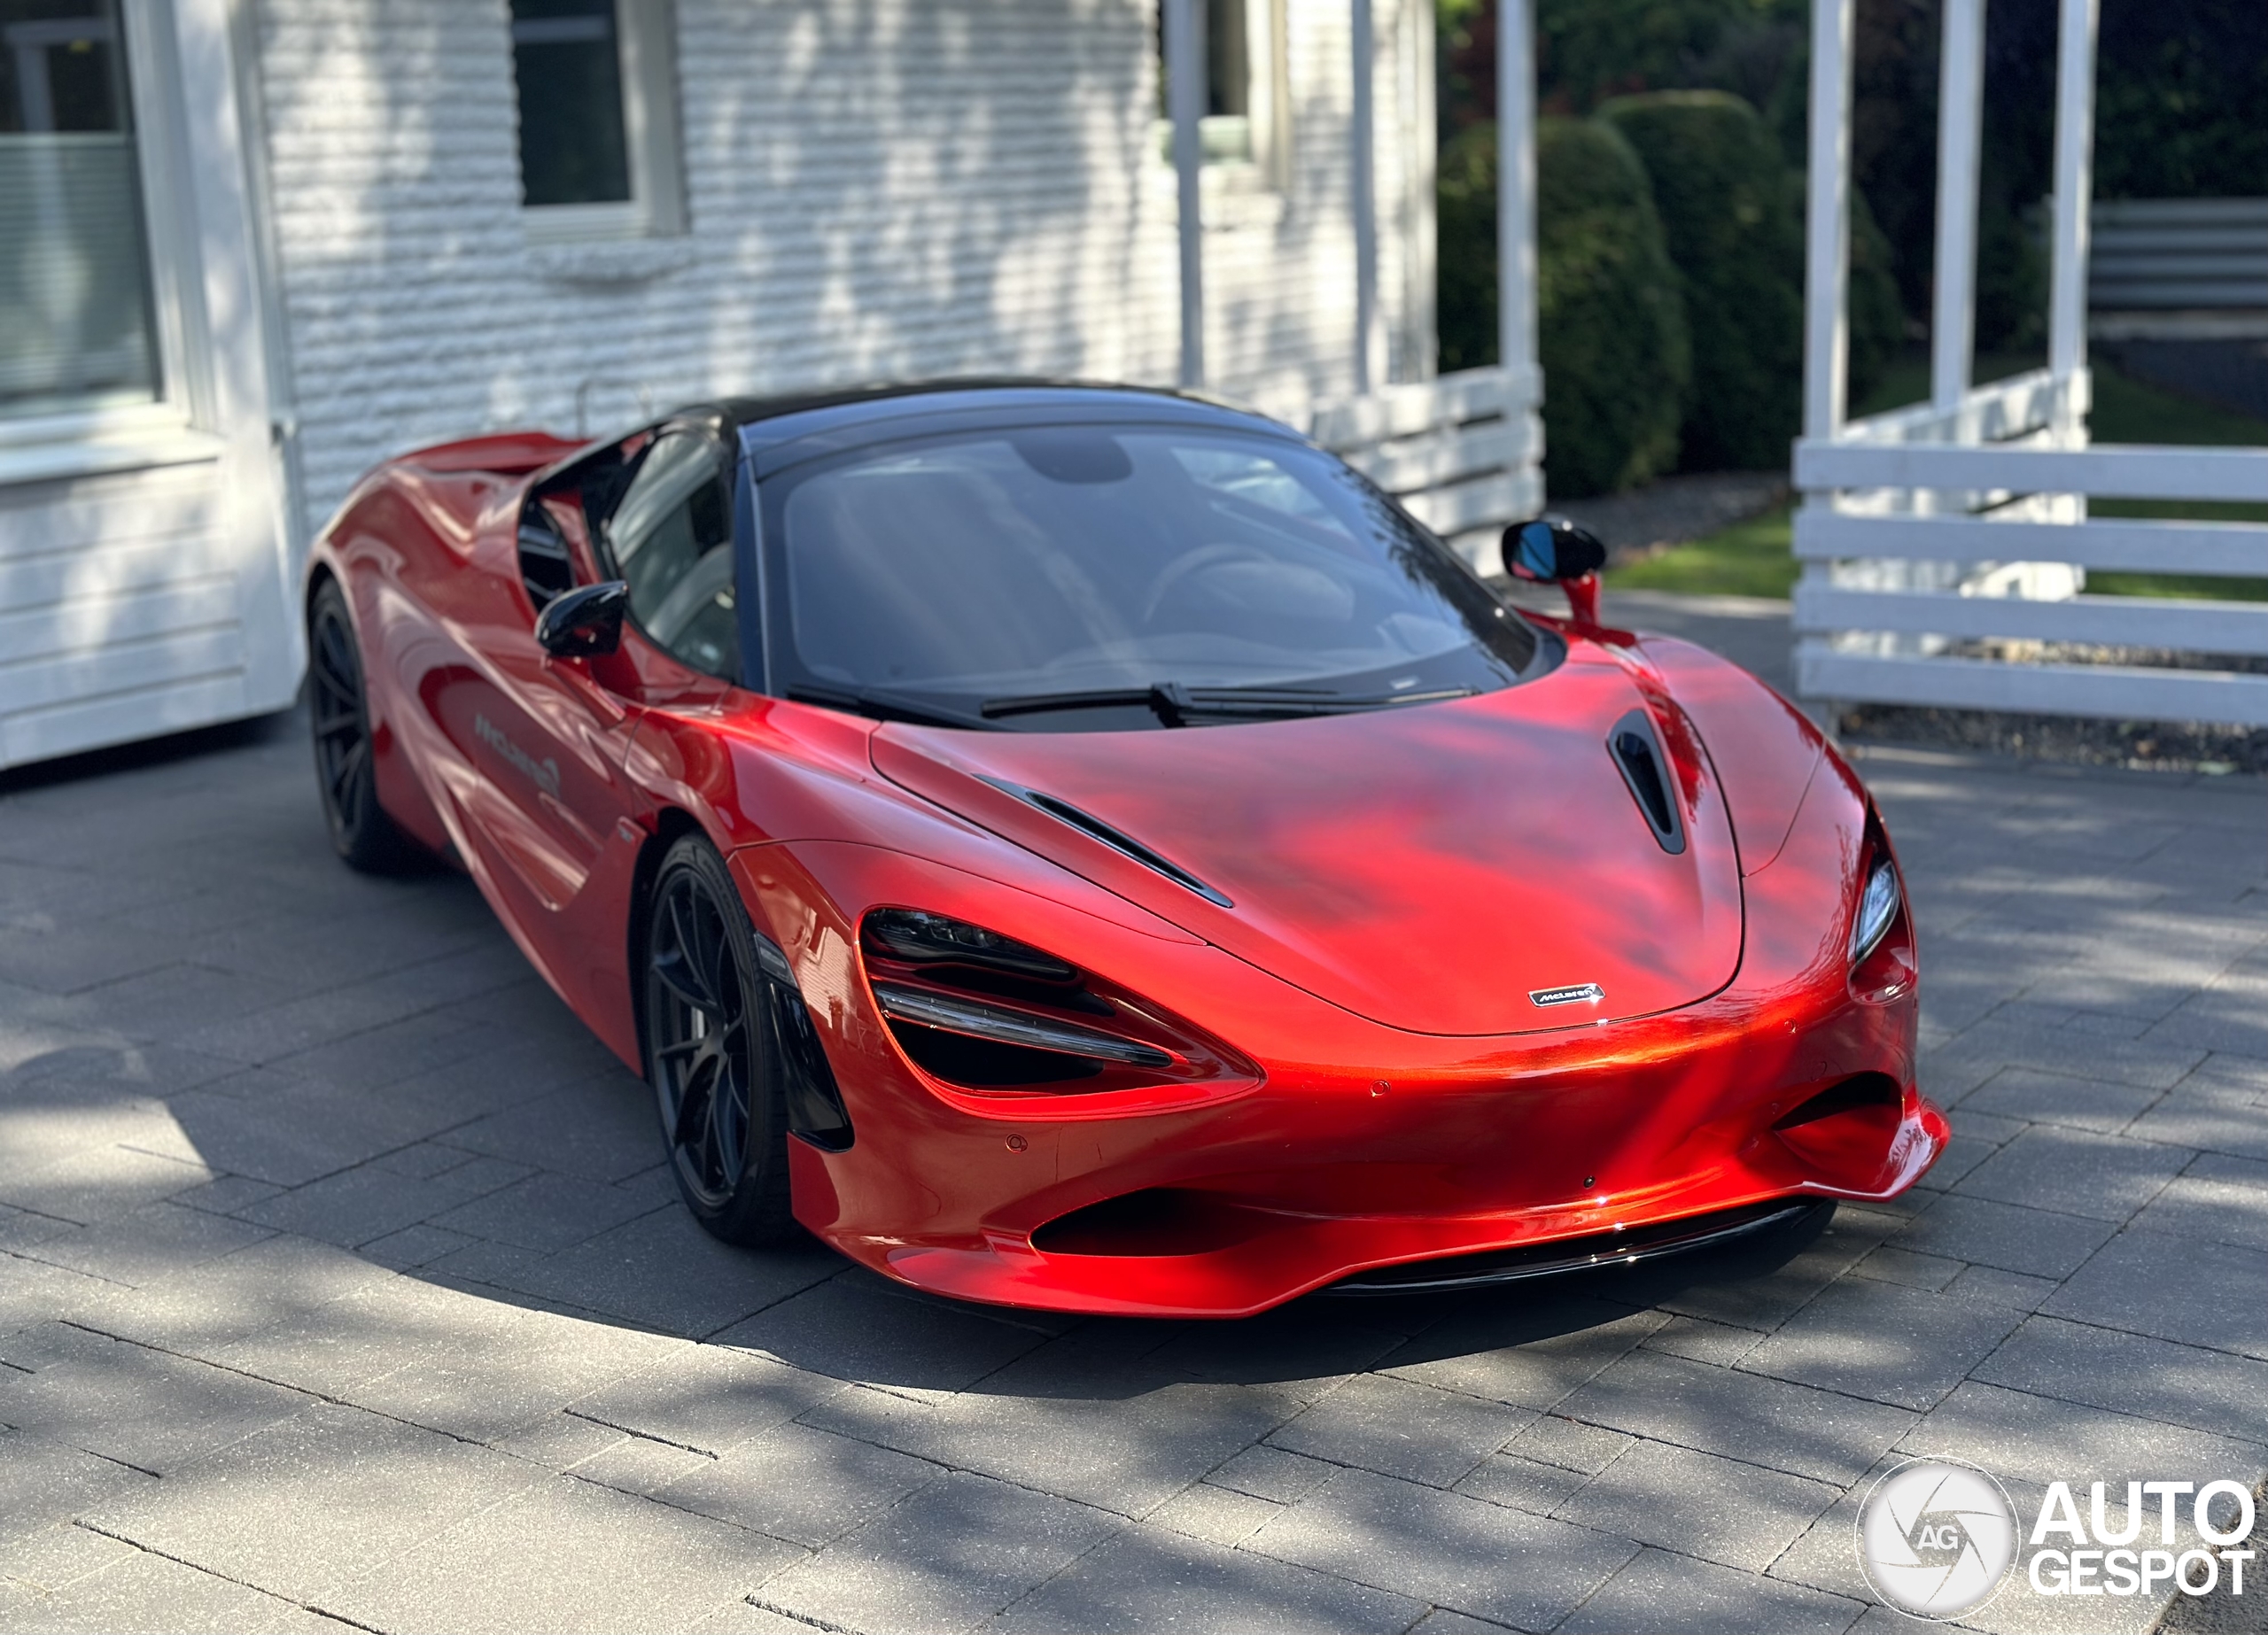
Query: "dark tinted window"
509 0 630 206
765 422 1539 729
603 431 738 680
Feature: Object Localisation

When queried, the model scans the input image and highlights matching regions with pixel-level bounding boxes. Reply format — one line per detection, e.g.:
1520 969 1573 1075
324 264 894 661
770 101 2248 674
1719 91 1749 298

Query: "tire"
307 579 419 872
643 834 797 1245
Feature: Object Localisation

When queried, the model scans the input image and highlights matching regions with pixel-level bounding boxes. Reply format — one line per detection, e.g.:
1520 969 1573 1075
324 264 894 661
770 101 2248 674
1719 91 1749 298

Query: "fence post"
1166 0 1206 388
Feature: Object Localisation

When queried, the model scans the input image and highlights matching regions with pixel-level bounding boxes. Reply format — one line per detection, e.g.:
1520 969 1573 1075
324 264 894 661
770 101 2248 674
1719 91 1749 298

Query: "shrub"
1436 118 1689 497
1602 89 1803 471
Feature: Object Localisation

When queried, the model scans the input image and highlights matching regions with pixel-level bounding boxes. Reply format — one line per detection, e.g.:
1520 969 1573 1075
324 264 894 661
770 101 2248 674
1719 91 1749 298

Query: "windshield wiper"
981 681 1476 725
788 684 992 731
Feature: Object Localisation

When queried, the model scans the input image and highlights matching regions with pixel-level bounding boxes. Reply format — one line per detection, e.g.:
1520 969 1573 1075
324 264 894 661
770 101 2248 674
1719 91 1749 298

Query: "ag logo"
1856 1457 2018 1619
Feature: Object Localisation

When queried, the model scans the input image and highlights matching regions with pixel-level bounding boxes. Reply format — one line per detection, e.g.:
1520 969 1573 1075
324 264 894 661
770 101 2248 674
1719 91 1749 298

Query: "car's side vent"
979 777 1233 908
753 937 854 1151
1607 709 1686 855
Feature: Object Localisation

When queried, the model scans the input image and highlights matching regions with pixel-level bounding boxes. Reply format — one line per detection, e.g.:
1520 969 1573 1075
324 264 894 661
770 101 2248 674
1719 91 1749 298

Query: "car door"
417 423 737 1056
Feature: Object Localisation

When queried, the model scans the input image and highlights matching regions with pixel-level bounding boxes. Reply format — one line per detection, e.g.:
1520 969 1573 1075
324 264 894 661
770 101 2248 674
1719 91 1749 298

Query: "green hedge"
1601 90 1803 472
1438 118 1689 498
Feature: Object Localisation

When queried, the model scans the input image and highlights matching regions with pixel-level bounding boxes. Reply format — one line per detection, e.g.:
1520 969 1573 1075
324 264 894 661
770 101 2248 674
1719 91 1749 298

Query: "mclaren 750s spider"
304 381 1942 1318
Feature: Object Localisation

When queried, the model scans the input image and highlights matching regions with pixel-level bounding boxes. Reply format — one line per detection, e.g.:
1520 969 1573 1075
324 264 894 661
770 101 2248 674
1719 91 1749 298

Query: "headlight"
859 908 1252 1094
1850 856 1901 965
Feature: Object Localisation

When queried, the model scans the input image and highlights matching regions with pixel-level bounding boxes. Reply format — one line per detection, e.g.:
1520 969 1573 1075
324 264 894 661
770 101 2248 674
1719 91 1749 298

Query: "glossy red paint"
306 407 1943 1320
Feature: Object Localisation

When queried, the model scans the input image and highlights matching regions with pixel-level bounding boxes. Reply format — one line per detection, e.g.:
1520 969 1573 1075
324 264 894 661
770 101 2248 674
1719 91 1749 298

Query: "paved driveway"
2 710 2264 1635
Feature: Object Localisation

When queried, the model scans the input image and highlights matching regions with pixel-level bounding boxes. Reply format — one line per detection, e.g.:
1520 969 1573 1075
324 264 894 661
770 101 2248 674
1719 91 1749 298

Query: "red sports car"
305 382 1943 1318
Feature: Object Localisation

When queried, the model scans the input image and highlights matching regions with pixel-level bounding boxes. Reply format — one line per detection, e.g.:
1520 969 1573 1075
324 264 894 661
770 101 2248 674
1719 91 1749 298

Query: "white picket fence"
1312 363 1545 569
1792 367 2268 727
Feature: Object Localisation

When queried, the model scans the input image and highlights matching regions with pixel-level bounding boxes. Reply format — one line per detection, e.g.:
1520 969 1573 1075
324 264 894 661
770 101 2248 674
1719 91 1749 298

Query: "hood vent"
979 776 1234 908
1608 709 1686 855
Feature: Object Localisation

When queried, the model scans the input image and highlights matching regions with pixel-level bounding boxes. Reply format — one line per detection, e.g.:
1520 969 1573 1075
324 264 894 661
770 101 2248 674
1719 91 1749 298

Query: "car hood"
870 652 1745 1036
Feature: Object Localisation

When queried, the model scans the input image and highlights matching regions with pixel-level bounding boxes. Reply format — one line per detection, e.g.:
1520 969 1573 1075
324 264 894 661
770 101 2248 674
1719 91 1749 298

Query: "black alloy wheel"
307 579 416 872
644 835 796 1244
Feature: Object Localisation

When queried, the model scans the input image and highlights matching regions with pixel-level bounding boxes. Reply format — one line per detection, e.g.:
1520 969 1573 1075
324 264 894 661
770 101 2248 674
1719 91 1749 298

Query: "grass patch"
1614 506 1797 598
1607 357 2268 601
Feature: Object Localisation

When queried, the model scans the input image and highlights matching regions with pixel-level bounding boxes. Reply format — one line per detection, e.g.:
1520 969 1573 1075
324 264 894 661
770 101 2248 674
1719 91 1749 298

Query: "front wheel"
643 835 797 1245
307 579 419 872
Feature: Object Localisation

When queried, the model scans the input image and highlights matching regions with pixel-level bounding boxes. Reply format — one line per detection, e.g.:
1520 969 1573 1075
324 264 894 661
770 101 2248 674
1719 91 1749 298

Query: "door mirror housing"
1502 518 1608 584
535 579 628 659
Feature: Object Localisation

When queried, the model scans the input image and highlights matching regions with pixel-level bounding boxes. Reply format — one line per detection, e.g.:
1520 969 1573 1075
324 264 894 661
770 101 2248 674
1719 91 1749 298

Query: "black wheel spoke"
651 948 711 1012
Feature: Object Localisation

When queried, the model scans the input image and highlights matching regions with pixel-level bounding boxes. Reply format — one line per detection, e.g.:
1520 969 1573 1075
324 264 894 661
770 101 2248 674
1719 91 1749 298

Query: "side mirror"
1501 517 1608 584
535 579 628 659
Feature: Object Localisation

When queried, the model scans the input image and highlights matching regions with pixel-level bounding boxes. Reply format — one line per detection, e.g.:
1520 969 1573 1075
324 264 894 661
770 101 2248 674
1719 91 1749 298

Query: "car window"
765 423 1540 729
603 430 739 680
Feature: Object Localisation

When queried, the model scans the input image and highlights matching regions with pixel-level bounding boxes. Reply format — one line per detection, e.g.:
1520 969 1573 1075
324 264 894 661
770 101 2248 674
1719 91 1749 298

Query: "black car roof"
680 380 1304 472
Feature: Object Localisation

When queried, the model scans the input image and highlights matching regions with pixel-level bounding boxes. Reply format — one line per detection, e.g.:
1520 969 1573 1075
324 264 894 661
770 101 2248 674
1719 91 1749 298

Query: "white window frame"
514 0 687 245
0 0 230 485
1153 0 1290 190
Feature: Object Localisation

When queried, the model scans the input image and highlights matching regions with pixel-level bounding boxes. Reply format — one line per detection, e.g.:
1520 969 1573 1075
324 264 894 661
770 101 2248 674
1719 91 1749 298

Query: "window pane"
1154 0 1253 164
0 0 160 418
604 433 738 679
510 0 631 207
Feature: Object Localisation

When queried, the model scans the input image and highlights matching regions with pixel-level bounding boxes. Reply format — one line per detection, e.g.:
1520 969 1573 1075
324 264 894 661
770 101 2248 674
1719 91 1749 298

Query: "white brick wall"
252 0 1426 540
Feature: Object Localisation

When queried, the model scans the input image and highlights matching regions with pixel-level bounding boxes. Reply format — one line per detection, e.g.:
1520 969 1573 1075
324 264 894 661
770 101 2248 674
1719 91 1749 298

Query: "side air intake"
979 777 1233 908
1607 709 1686 855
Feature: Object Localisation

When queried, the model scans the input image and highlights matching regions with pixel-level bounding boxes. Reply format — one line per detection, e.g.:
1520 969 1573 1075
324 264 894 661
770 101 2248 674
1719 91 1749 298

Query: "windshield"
763 422 1544 730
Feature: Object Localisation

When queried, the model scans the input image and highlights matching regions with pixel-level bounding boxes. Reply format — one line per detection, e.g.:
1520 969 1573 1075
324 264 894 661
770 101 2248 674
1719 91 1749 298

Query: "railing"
1312 363 1545 568
1792 366 2268 727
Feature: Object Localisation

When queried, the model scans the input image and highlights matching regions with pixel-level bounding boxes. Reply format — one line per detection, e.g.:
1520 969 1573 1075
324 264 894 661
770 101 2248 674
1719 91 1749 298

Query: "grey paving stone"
991 1523 1424 1635
1922 1018 2207 1103
11 1546 331 1634
564 1341 845 1456
2041 1228 2268 1359
1267 1373 1534 1488
1503 1413 1636 1476
654 1422 942 1547
435 1078 660 1183
166 1174 286 1216
2127 1075 2268 1160
0 1430 151 1546
1955 1126 2194 1222
711 1276 1045 1399
2128 1154 2268 1251
1 1518 140 1591
1554 1350 1917 1485
0 1330 310 1476
1557 1545 1866 1635
82 1401 543 1602
563 1430 716 1496
1851 1244 1965 1291
423 1169 664 1253
1640 1313 1767 1366
0 1142 217 1228
61 1232 400 1359
1551 1439 1842 1572
1960 1067 2165 1133
1648 1207 1891 1330
233 1164 475 1248
1974 1314 2268 1438
1202 1444 1335 1503
1246 1466 1636 1631
1140 1301 1411 1401
1145 1481 1284 1546
347 1299 687 1443
1452 1452 1593 1514
19 1201 272 1290
1379 1293 1667 1410
1895 1194 2117 1278
329 1470 801 1634
1739 1279 2024 1411
804 1368 1305 1519
430 1205 843 1337
355 1221 478 1269
1943 1265 2062 1310
756 1470 1116 1635
1897 1380 2268 1490
157 1081 451 1189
